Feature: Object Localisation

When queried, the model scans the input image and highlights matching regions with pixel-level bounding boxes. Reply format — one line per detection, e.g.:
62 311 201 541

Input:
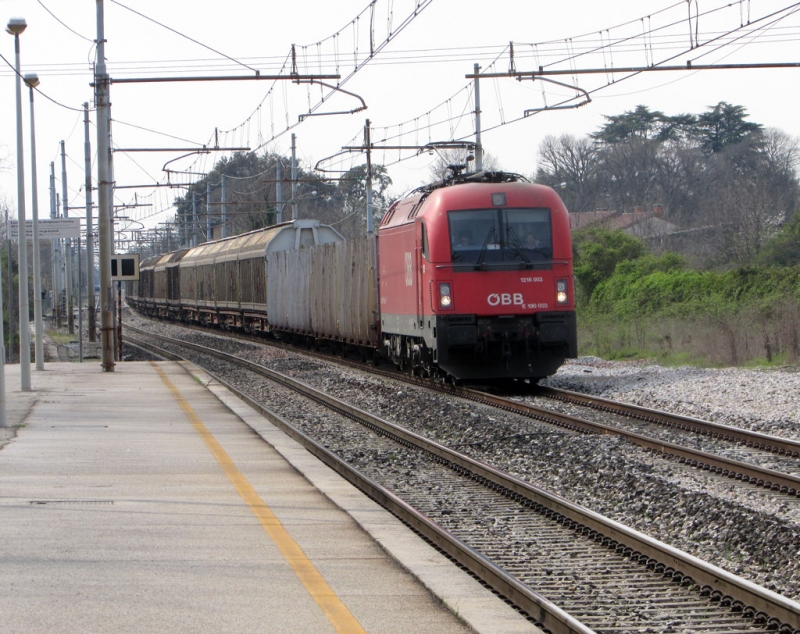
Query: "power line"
312 1 800 176
108 0 260 75
36 0 95 43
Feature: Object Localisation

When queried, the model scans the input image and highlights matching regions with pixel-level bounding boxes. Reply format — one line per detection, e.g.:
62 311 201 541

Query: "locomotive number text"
520 276 544 283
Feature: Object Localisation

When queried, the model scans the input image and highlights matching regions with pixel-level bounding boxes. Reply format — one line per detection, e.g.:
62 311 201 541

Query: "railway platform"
0 360 541 634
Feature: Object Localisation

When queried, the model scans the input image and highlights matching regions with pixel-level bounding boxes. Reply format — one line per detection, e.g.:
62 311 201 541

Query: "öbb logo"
488 293 524 306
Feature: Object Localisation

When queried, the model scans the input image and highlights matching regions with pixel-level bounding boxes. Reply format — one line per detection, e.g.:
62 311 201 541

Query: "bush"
756 213 800 267
573 228 645 301
576 232 800 366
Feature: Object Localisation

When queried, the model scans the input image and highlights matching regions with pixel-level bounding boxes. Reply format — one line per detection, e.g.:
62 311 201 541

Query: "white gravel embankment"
543 357 800 440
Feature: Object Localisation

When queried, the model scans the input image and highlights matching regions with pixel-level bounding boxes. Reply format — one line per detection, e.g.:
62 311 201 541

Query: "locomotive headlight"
438 282 454 310
556 278 569 306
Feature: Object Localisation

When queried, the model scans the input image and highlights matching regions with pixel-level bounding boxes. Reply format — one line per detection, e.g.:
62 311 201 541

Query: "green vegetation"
541 101 799 367
574 227 800 367
45 330 77 345
171 151 392 243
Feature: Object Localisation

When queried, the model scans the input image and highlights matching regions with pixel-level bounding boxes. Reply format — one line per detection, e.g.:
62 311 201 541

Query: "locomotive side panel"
377 222 421 336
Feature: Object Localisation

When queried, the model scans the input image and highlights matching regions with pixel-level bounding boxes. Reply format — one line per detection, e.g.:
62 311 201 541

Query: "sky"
1 0 799 236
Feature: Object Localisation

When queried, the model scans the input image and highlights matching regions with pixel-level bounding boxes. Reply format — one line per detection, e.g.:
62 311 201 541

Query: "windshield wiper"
506 226 531 264
475 226 495 268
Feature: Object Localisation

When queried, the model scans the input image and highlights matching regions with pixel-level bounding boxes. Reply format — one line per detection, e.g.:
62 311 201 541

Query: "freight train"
128 171 577 383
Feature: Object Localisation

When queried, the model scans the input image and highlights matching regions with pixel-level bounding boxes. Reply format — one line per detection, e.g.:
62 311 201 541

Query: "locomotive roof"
410 170 528 195
380 172 564 230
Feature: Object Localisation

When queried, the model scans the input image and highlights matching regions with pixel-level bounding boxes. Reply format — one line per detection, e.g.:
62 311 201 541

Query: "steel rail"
125 321 800 497
125 330 800 633
460 387 800 497
535 385 800 457
126 333 593 634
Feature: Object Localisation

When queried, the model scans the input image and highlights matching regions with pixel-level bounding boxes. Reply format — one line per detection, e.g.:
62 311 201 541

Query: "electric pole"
96 0 115 371
84 103 96 342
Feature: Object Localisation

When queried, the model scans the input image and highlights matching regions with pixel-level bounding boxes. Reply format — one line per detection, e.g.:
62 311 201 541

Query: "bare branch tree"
535 134 598 212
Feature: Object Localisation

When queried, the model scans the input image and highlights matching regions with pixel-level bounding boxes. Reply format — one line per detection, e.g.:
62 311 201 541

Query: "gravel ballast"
122 315 800 603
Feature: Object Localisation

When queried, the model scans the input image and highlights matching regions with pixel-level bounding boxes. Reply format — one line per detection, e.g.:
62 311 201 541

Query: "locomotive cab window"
420 221 430 260
449 207 552 267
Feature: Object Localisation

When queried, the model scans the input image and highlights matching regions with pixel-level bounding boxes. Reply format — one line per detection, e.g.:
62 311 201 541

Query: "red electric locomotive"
378 171 577 382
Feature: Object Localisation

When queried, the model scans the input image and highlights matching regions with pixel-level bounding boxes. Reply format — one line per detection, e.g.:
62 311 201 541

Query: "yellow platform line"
154 362 367 634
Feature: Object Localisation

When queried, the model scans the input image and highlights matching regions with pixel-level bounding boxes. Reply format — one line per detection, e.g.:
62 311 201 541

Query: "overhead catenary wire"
28 0 796 230
312 0 800 176
36 0 96 43
108 0 260 75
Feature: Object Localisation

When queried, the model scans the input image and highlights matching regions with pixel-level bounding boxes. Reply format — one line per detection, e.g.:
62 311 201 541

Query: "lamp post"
7 17 31 390
24 73 44 371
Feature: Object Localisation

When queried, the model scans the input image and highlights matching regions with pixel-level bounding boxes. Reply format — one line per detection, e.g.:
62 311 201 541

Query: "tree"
696 102 762 153
533 104 799 268
651 139 705 225
594 135 665 214
329 164 392 239
756 213 800 267
535 134 598 212
700 128 799 266
592 105 695 144
591 106 692 216
171 151 342 243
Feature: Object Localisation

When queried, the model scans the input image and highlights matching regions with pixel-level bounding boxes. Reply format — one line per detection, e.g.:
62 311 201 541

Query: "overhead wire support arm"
521 76 591 115
464 62 800 118
297 81 367 120
113 146 250 153
468 62 800 80
315 141 477 175
105 73 341 85
463 69 592 116
465 60 800 117
161 146 251 176
339 141 477 153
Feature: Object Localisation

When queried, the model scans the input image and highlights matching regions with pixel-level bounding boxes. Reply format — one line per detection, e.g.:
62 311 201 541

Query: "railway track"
535 386 800 459
467 386 800 499
125 329 800 634
126 320 800 500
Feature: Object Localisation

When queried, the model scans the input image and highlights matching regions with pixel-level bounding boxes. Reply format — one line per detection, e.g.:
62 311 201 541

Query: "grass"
576 311 799 369
45 330 77 344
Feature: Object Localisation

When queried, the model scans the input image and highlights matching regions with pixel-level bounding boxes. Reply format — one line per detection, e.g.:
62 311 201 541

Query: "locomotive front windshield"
449 208 552 266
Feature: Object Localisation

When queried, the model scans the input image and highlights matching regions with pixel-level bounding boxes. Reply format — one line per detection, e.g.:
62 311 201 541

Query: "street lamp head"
6 17 27 36
23 73 39 89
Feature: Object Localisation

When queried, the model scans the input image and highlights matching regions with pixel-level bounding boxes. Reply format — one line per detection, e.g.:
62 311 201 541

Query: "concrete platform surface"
0 361 542 634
